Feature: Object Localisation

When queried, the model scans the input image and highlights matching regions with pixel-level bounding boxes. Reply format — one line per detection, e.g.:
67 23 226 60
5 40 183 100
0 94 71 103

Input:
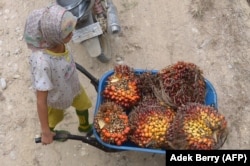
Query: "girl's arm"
36 90 55 144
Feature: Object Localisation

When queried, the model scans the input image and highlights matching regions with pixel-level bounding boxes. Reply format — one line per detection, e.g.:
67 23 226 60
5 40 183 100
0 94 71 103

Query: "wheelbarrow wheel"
97 33 112 63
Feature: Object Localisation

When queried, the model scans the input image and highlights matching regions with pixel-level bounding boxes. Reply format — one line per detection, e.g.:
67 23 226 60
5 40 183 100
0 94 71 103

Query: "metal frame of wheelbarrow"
35 62 120 153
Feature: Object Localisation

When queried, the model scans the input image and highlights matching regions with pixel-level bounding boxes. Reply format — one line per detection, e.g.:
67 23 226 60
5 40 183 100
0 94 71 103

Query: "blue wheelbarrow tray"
93 69 218 154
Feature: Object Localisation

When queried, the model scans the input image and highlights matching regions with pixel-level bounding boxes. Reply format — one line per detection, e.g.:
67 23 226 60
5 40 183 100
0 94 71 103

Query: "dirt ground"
0 0 250 166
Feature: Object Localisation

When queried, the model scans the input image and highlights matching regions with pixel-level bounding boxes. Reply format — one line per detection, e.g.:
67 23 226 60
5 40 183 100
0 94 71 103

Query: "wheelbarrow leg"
75 62 99 92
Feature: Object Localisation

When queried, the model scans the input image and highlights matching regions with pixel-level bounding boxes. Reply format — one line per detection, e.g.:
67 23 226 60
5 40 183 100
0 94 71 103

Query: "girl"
24 4 92 145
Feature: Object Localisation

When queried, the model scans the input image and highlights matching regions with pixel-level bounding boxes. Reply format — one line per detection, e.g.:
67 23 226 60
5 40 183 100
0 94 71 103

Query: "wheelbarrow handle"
75 62 99 92
35 132 119 153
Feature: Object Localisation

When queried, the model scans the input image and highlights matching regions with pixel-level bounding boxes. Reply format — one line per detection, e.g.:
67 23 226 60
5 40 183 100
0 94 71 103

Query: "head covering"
24 4 77 50
60 12 77 39
23 8 47 50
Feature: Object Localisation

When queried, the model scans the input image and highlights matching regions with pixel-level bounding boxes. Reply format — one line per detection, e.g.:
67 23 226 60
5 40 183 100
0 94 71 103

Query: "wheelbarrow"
35 62 218 154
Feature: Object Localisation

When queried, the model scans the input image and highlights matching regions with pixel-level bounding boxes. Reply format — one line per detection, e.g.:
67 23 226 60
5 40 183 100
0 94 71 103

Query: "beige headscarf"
24 4 77 50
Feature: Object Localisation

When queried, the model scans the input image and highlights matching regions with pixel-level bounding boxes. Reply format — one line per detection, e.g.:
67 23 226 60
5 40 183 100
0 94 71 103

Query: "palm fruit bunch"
94 102 130 146
128 98 176 148
167 103 228 150
135 71 160 99
157 61 206 108
102 65 140 108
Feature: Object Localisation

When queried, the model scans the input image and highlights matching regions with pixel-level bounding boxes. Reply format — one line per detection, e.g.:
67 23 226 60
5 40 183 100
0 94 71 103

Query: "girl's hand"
36 90 55 145
41 130 55 145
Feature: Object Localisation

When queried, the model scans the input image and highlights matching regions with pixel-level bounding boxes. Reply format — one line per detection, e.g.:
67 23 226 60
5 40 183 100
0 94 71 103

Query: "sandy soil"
0 0 250 166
